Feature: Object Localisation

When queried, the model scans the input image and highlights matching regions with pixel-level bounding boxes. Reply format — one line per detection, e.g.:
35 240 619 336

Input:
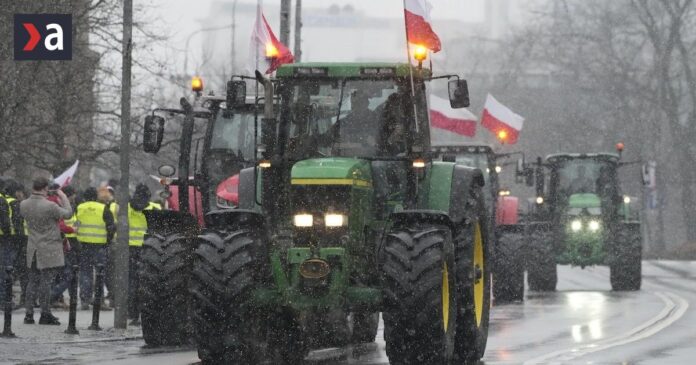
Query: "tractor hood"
291 157 372 187
568 193 601 209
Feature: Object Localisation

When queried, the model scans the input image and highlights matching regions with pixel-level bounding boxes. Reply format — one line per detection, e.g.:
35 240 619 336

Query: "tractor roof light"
535 196 544 204
191 76 203 92
413 45 428 62
497 130 508 143
499 190 511 196
259 160 272 168
412 158 426 168
616 142 625 153
265 43 279 58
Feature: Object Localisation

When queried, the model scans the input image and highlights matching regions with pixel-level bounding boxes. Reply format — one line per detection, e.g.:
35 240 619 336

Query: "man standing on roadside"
20 177 72 325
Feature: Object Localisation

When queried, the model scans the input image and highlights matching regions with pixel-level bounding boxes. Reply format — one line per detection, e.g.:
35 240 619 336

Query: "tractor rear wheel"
190 228 266 364
382 223 457 365
493 232 525 303
454 205 491 362
610 227 642 291
139 233 192 346
526 230 557 292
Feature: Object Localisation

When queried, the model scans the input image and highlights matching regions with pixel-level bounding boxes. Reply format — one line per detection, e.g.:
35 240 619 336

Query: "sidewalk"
0 307 143 344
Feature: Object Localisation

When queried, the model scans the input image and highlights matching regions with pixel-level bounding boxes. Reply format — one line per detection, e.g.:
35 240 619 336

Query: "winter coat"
20 193 72 269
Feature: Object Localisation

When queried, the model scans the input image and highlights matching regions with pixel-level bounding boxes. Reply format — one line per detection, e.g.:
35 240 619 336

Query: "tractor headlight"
570 220 582 232
294 214 313 227
588 220 600 232
325 213 347 227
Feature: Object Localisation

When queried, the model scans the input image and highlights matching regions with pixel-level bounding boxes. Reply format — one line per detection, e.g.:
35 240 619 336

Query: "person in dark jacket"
76 187 116 310
0 178 19 307
0 180 29 308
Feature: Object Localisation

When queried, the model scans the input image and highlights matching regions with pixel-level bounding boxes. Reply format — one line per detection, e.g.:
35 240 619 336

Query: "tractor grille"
292 185 351 247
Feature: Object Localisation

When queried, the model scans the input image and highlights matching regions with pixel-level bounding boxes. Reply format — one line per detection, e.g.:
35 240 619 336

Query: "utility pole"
279 0 291 46
114 0 133 329
294 0 302 61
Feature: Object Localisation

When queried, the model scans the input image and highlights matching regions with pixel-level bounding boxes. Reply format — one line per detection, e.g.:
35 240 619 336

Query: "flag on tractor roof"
404 0 441 52
481 94 524 144
429 94 477 137
250 6 294 74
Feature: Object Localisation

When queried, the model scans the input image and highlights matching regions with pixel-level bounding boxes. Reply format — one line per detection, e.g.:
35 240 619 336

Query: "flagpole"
402 0 420 134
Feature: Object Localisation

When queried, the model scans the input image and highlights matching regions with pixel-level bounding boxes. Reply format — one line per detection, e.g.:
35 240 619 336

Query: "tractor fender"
390 210 455 228
144 209 199 237
237 166 258 210
449 165 485 225
204 209 266 231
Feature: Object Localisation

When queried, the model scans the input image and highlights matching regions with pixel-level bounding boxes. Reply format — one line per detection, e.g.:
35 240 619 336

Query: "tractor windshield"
454 152 493 184
280 77 426 159
554 158 616 198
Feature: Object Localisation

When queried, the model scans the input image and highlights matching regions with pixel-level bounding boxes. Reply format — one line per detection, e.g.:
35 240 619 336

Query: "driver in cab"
569 165 594 194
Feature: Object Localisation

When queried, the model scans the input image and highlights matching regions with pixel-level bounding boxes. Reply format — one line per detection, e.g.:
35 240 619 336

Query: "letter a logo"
14 14 72 60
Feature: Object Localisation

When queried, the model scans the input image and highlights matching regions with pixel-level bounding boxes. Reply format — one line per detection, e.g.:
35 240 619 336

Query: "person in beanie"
127 183 161 324
20 177 72 325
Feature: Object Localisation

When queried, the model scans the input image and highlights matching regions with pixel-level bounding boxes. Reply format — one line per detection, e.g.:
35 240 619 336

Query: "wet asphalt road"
3 260 695 364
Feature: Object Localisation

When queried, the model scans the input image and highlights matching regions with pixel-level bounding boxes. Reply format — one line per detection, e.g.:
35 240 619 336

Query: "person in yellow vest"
76 187 116 310
127 183 160 324
0 179 26 307
50 185 80 305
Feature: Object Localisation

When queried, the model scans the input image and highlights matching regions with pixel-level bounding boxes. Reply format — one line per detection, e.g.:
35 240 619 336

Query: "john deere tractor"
431 144 526 302
166 63 492 364
520 150 642 292
138 77 261 346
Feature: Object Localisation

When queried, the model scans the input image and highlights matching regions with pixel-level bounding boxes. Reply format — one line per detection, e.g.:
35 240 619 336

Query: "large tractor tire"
190 227 269 364
382 222 457 365
493 231 525 303
610 226 642 291
139 233 192 346
526 229 557 292
453 197 492 362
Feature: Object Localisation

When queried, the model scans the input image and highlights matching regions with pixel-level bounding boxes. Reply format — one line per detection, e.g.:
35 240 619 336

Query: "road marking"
522 291 689 364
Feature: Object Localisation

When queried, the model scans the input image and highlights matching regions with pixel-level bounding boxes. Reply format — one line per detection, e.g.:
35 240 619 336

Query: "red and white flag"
429 95 477 137
404 0 441 52
481 94 524 144
53 160 79 187
249 6 294 74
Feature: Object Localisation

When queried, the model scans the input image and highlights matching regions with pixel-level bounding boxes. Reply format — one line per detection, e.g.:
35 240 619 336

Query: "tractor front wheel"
610 227 642 291
190 228 265 364
382 223 457 365
139 233 192 346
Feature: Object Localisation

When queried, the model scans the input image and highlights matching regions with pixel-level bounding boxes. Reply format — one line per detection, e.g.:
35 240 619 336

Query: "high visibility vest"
76 201 108 244
4 196 19 236
128 202 161 247
64 213 78 238
110 202 118 222
0 193 6 236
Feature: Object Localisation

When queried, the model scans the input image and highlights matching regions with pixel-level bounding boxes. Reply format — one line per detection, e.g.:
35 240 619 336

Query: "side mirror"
535 165 545 195
143 115 165 153
226 80 246 108
158 164 176 178
448 79 470 108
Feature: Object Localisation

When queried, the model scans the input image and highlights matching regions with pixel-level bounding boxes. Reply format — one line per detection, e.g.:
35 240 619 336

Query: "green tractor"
165 63 493 364
431 144 526 302
519 150 642 291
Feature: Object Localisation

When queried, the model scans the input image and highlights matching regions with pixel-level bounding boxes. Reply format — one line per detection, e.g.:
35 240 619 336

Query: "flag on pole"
53 160 79 187
249 6 294 74
481 94 524 144
429 95 477 137
404 0 441 52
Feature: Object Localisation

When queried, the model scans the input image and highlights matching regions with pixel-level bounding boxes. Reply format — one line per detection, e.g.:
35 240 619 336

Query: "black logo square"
14 14 72 61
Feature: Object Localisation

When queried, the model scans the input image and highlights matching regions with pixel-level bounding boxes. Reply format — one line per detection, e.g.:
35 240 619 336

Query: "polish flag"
404 0 441 52
53 160 79 187
481 94 524 144
429 95 477 137
249 7 294 74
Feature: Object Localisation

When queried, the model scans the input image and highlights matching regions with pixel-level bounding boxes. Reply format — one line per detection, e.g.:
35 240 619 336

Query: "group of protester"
0 176 160 326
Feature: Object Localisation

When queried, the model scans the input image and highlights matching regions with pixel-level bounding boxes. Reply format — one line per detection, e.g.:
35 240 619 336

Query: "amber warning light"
191 76 203 92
